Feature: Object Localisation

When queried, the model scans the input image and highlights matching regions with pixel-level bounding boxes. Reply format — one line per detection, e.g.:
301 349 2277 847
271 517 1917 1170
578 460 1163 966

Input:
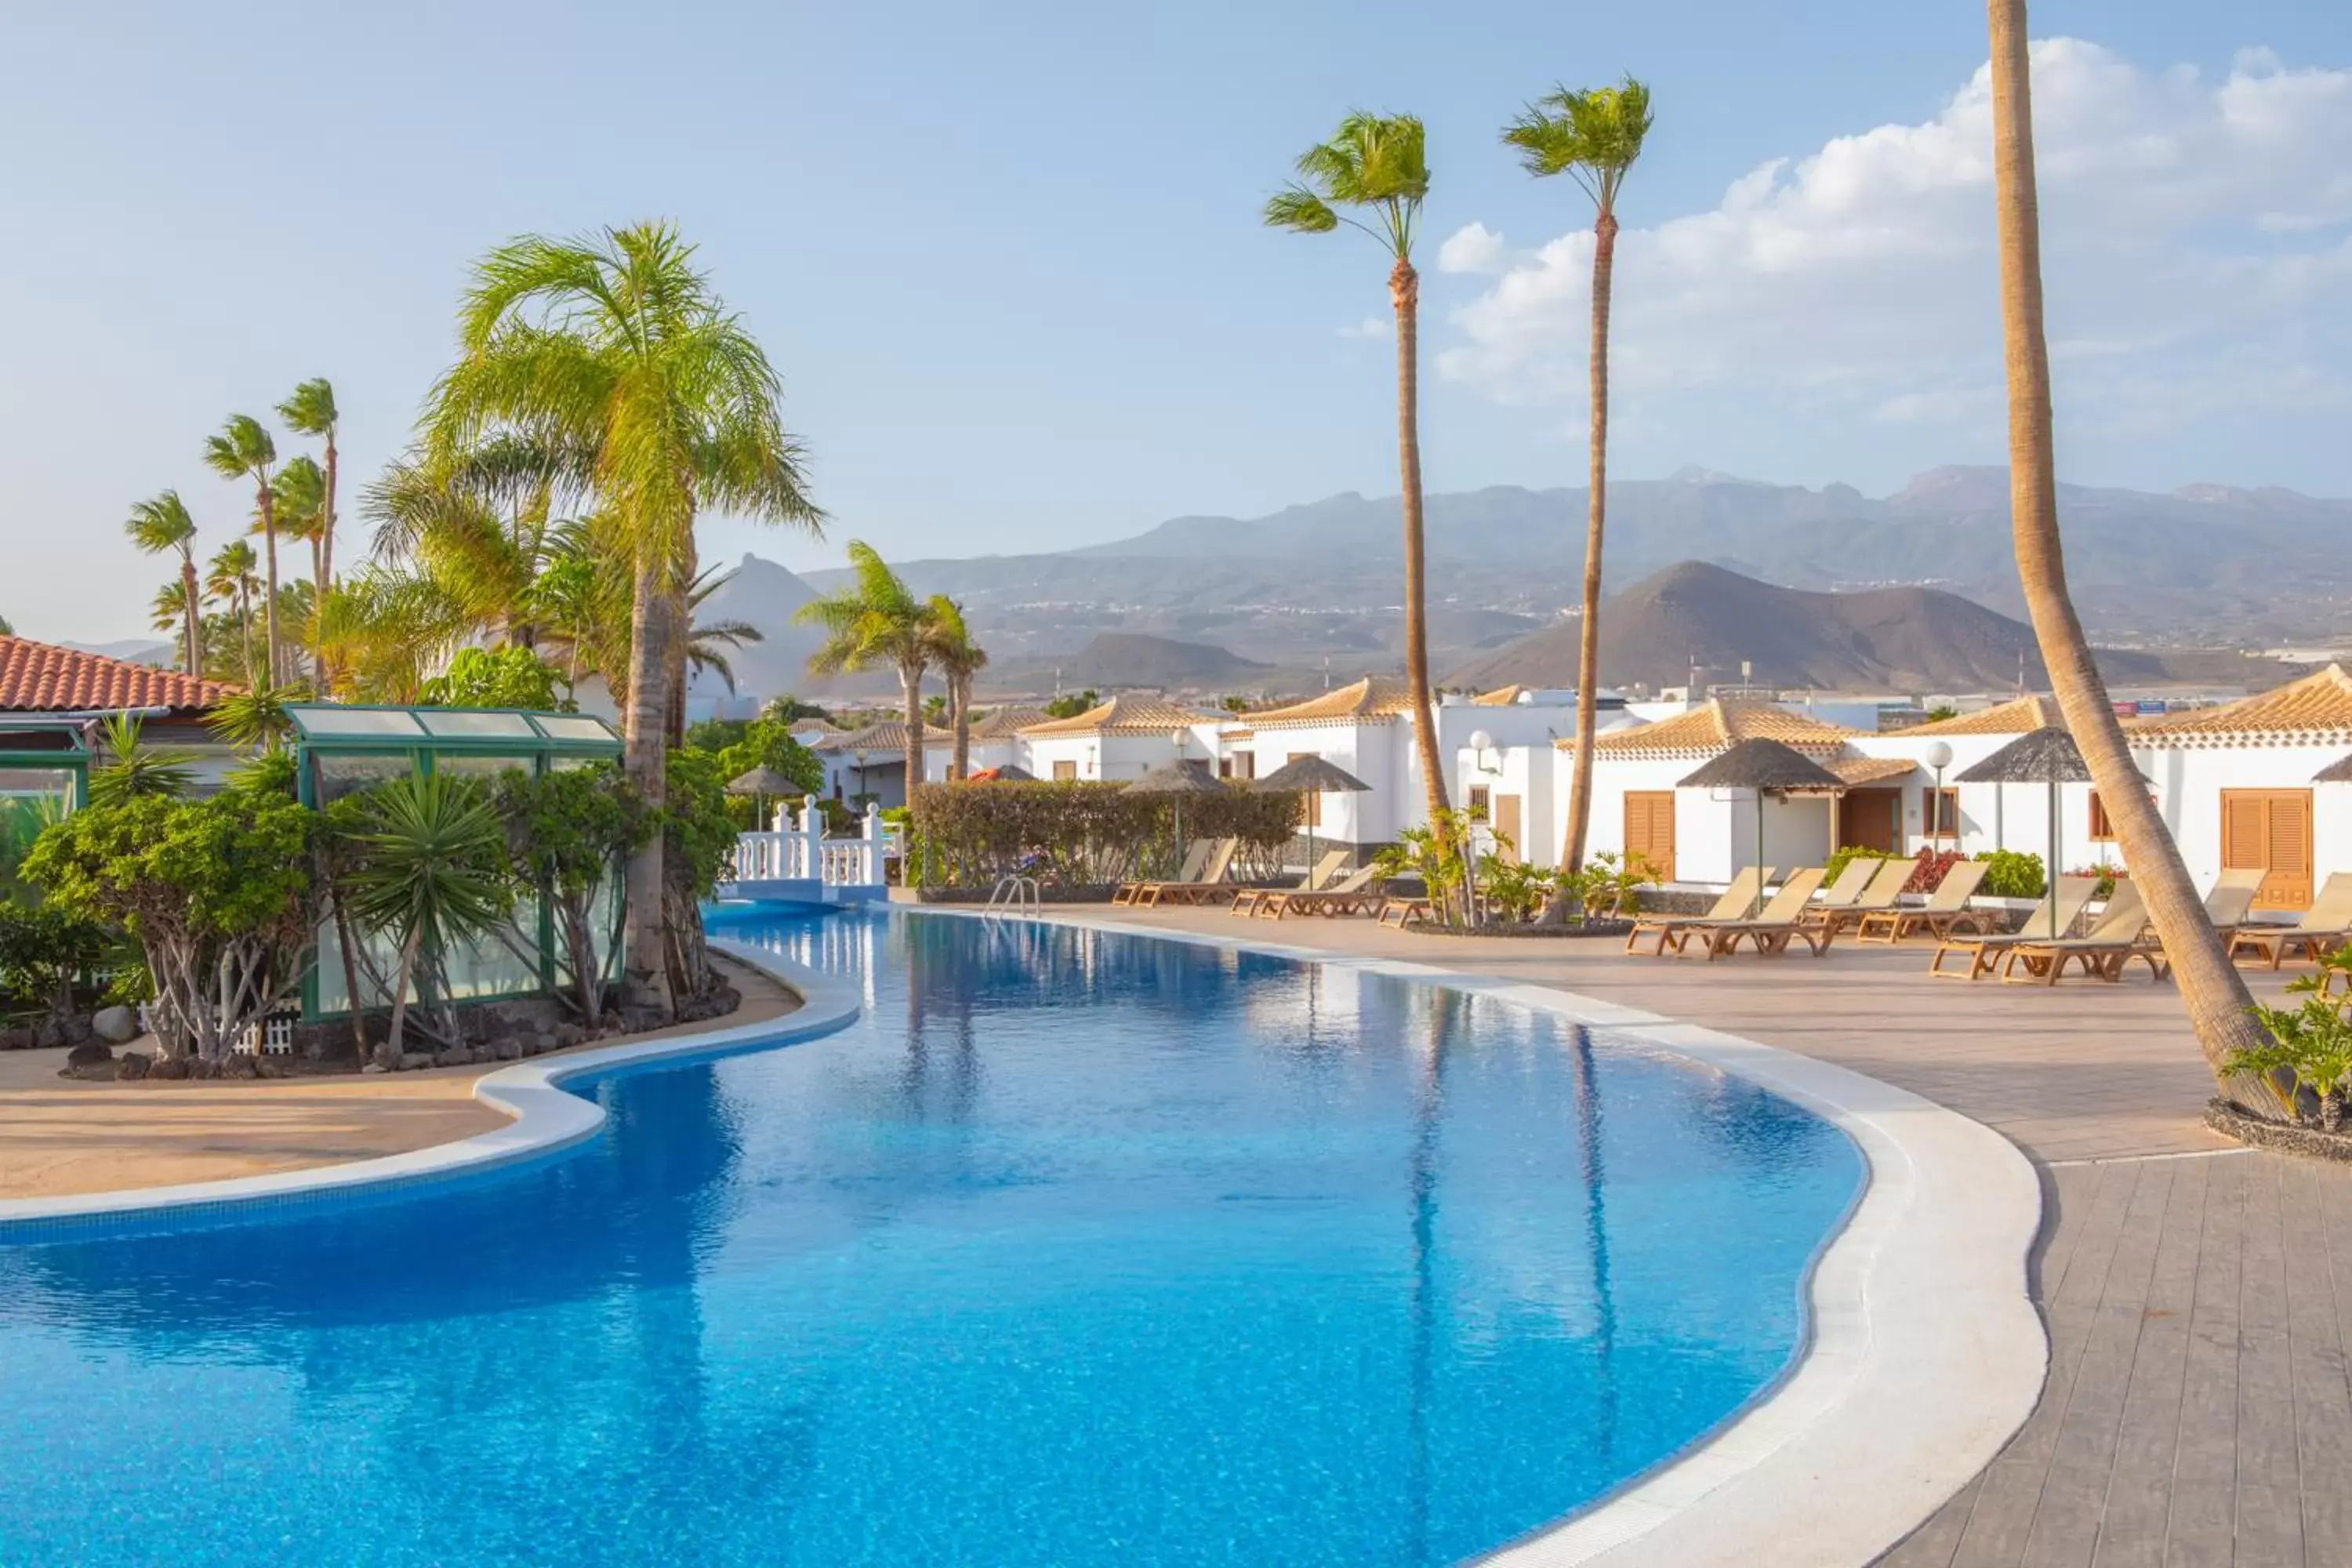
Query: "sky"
2 1 2348 643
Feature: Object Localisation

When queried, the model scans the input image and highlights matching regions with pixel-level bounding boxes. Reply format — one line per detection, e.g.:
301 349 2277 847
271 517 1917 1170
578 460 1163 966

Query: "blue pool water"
0 909 1861 1568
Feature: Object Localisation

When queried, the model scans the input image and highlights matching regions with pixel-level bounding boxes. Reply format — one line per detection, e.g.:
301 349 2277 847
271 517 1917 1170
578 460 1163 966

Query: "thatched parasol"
1124 759 1227 861
989 762 1036 782
1679 740 1844 916
1955 726 2100 938
727 765 807 829
2314 753 2352 784
1254 756 1371 873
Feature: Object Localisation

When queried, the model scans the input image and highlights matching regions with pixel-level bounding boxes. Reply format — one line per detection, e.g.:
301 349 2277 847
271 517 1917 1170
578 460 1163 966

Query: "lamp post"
1925 740 1955 849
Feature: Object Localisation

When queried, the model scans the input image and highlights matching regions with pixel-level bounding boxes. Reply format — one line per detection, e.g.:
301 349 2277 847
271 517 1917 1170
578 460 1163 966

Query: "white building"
815 720 943 808
919 707 1047 782
1016 693 1221 782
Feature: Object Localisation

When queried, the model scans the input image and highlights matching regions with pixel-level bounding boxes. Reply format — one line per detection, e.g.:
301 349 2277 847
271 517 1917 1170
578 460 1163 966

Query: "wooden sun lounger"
2144 868 2268 978
1670 869 1833 960
1112 839 1213 906
1229 849 1348 916
1928 877 2099 980
1806 856 1883 916
1623 867 1773 956
1128 840 1240 907
1256 863 1385 918
1854 859 1993 944
1374 895 1428 929
2227 872 2352 970
1803 858 1911 935
1998 884 2151 985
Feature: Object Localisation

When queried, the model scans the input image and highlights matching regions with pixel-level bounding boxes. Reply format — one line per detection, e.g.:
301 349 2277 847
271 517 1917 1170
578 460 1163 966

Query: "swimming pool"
0 907 1863 1567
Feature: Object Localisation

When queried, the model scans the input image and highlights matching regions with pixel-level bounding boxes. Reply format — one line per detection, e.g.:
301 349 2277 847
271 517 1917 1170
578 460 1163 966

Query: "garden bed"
1401 918 1636 940
2204 1098 2352 1163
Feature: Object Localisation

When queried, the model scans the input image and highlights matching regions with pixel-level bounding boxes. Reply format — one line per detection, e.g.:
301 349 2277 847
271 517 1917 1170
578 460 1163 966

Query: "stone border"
2205 1097 2352 1163
0 942 861 1239
958 908 2047 1568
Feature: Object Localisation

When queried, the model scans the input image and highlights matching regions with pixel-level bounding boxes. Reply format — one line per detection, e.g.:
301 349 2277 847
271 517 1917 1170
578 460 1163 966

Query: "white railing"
725 799 887 891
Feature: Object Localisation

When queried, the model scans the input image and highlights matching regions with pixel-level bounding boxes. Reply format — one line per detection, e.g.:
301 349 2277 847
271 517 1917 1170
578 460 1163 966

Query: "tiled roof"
1899 695 2064 735
1018 692 1210 738
819 720 945 753
967 707 1047 739
1472 684 1530 706
0 636 235 714
1570 700 1856 759
2125 665 2352 746
1828 753 1918 786
1240 676 1417 729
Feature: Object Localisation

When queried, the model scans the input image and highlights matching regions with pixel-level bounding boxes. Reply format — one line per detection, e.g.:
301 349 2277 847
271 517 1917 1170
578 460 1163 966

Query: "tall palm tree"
797 541 939 793
927 596 987 779
1504 78 1653 877
1985 0 2262 1082
272 456 327 681
125 489 203 675
205 539 263 683
1266 111 1450 826
202 415 281 684
425 223 821 1017
278 379 340 677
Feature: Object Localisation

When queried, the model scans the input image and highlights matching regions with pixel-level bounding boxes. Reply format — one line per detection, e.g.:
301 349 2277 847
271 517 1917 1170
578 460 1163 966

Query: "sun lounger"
1853 859 1993 944
1230 849 1348 916
1803 857 1911 935
1927 876 2099 980
1806 857 1884 915
1128 840 1239 907
2227 871 2352 970
1623 866 1774 956
1671 869 1833 960
2139 869 2267 980
1113 839 1213 906
1998 882 2151 985
1256 862 1386 918
1374 895 1428 929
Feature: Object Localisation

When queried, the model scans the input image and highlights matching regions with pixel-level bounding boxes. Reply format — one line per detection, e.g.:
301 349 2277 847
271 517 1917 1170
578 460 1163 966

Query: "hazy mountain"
684 553 897 703
990 632 1270 691
58 637 175 666
1443 561 2267 693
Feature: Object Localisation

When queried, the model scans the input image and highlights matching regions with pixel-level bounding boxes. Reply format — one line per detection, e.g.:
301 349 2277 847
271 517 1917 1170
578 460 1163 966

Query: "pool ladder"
985 874 1041 918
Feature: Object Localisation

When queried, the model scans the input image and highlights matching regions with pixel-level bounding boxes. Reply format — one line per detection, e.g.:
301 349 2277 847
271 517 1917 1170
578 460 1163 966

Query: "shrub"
1824 844 1889 888
418 645 572 711
1974 849 2047 900
493 763 649 1029
2067 861 2127 899
1905 848 1965 894
2229 993 2352 1129
909 780 1303 888
0 902 114 1022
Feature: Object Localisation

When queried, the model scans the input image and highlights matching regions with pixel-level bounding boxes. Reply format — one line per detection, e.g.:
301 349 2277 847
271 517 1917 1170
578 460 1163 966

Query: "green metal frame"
290 705 624 1022
0 721 91 812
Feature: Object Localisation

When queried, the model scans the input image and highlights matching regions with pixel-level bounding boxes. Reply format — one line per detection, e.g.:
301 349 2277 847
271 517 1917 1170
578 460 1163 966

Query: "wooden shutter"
1621 791 1677 880
2220 789 2313 910
1494 794 1523 862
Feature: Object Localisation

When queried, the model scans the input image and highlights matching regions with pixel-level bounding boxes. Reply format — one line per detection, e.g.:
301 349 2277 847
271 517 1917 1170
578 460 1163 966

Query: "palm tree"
277 378 340 675
205 539 263 683
1504 78 1653 879
125 490 204 675
424 223 821 1018
1266 112 1450 827
1984 0 2263 1083
927 596 987 779
796 541 939 794
202 415 282 685
89 714 195 807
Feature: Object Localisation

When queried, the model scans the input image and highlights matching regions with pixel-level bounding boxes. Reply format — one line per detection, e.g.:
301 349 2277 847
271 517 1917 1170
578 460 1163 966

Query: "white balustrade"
724 798 888 892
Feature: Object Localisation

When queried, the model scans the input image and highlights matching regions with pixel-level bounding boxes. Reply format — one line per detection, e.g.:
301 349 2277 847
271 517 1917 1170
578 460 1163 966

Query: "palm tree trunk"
620 554 674 1019
1392 258 1451 833
317 432 337 685
1562 208 1619 880
179 557 202 677
901 662 925 799
258 483 281 688
953 673 973 779
1986 0 2263 1085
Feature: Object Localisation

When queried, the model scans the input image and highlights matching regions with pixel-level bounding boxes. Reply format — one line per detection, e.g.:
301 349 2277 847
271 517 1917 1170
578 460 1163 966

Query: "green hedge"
908 780 1305 887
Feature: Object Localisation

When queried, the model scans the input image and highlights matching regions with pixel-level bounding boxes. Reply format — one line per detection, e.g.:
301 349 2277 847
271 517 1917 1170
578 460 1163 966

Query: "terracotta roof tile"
0 636 234 714
1827 753 1918 786
968 707 1047 739
818 720 945 753
1240 677 1416 729
2126 665 2352 746
1472 684 1530 706
1018 692 1211 738
1899 695 2064 735
1567 700 1856 759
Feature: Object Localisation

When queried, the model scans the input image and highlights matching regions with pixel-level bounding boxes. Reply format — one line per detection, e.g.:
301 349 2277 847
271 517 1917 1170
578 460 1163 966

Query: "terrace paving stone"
1081 902 2352 1566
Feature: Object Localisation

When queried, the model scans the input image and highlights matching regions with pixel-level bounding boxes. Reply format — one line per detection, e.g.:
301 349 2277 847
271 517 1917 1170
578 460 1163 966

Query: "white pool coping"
971 908 2048 1568
0 941 862 1235
0 914 2046 1568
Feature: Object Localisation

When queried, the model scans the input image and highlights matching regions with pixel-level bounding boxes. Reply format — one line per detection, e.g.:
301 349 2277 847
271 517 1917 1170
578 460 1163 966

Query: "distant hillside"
1445 561 2201 692
995 632 1270 691
59 637 173 667
684 553 895 702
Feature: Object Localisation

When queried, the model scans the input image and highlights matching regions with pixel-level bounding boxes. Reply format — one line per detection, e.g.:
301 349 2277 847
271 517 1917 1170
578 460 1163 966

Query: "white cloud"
1337 315 1389 339
1436 221 1508 274
1439 39 2352 446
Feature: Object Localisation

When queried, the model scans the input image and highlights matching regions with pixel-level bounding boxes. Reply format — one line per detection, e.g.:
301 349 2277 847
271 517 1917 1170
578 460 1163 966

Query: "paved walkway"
1077 904 2345 1566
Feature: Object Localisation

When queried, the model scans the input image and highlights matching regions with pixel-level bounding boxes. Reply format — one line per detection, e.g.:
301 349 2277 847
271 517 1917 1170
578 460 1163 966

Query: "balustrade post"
862 803 884 886
797 797 822 880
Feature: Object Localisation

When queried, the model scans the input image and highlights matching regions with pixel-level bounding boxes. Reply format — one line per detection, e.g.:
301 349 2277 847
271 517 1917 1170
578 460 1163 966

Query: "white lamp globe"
1468 728 1494 755
1925 740 1955 771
